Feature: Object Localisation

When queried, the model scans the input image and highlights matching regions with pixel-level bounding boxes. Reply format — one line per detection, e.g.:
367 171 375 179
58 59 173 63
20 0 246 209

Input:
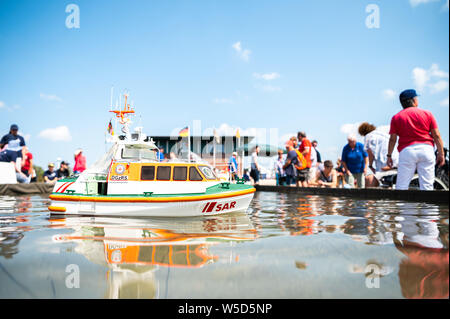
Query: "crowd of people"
1 89 446 190
0 124 87 184
260 89 445 190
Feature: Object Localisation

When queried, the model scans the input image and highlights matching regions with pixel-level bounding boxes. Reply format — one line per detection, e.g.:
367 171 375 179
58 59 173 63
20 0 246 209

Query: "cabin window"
156 166 171 181
122 145 157 161
198 166 217 180
173 166 187 181
189 166 203 181
141 166 155 181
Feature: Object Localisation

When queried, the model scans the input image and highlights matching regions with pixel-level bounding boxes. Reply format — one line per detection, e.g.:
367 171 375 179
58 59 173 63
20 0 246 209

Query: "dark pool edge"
0 183 54 196
255 185 449 205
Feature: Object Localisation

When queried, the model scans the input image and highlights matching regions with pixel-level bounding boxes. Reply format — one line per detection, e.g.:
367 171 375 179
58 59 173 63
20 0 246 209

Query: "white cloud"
440 97 449 107
429 80 449 93
232 41 242 52
212 98 234 104
38 126 72 142
254 84 281 92
412 67 430 92
413 64 449 94
253 72 280 81
382 89 396 100
40 93 63 102
0 101 21 112
340 122 362 138
409 0 439 7
232 41 251 62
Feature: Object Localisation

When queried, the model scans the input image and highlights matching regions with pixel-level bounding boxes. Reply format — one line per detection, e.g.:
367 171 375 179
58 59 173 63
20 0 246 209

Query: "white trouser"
396 144 435 190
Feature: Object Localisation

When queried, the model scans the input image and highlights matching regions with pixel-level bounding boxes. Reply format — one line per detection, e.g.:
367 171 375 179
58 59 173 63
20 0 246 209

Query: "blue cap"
10 124 18 131
399 89 419 101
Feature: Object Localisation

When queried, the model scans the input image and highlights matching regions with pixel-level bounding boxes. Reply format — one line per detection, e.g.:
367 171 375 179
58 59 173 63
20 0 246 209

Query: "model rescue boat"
48 94 255 217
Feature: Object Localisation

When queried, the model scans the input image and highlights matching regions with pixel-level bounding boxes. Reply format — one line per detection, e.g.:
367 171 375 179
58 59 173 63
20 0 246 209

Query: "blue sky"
0 0 449 169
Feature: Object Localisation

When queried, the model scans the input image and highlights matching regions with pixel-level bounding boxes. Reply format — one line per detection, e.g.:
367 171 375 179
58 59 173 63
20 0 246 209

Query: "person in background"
275 149 286 186
312 140 322 167
56 161 71 180
228 152 239 180
243 169 251 182
158 148 165 162
387 89 445 190
341 134 368 188
21 146 33 180
0 149 28 183
297 132 312 187
250 145 260 185
283 139 299 186
358 122 399 187
309 140 318 183
0 124 26 162
73 149 86 174
43 163 58 185
335 157 346 188
309 160 337 188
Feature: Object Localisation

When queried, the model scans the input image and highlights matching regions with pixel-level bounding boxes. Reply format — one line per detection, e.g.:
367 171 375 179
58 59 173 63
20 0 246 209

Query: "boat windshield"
122 144 157 161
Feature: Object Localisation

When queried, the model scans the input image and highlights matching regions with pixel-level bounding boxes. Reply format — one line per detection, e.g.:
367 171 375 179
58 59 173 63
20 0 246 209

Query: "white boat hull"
50 192 254 217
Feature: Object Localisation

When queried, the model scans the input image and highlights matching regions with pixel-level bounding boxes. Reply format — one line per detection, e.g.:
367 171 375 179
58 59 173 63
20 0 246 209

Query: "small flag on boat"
236 128 240 139
107 120 114 136
179 126 189 137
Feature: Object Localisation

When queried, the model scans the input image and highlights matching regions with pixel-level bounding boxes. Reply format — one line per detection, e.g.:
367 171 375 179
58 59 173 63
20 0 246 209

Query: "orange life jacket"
294 149 308 171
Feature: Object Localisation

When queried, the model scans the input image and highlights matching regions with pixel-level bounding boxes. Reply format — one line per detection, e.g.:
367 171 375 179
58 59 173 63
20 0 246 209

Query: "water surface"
0 192 448 299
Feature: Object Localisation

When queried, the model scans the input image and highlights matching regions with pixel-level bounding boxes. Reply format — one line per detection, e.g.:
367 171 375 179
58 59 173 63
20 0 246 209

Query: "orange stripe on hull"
48 206 67 212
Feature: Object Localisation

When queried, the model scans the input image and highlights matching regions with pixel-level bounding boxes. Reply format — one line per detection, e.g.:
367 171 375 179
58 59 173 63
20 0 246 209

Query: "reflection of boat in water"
51 212 257 298
48 94 255 217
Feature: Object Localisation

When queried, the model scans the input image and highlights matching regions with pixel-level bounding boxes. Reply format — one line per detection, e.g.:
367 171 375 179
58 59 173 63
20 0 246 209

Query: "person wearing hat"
387 89 445 190
228 151 239 181
43 163 58 185
73 149 86 174
0 124 26 159
56 161 71 180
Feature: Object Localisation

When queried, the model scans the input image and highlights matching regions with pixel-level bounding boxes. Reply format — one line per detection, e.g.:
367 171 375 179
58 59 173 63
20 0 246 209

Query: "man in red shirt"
387 89 444 190
21 146 33 180
297 131 312 187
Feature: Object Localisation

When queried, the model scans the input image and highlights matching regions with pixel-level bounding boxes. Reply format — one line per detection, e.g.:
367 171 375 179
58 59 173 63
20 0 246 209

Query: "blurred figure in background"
56 161 71 180
297 132 312 187
335 157 346 188
275 149 286 186
43 163 57 185
310 160 337 188
228 152 239 180
20 146 33 183
250 145 260 185
0 124 26 159
312 140 322 166
73 149 86 174
158 148 165 162
341 134 368 188
283 139 299 186
358 122 399 187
